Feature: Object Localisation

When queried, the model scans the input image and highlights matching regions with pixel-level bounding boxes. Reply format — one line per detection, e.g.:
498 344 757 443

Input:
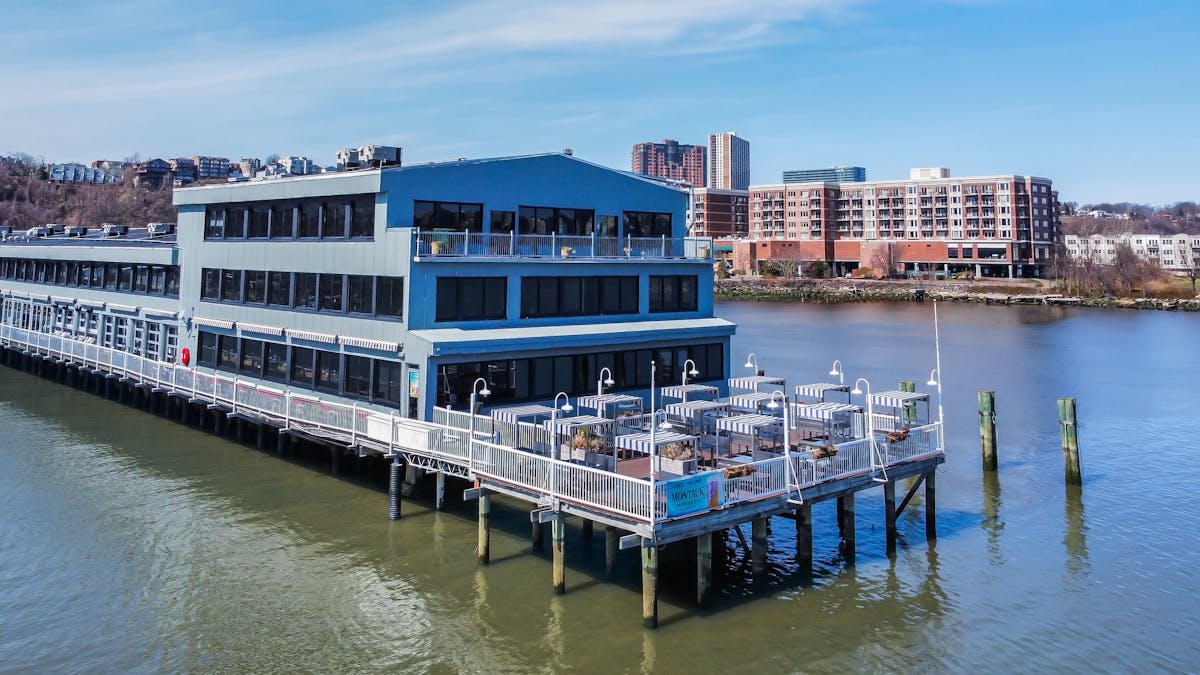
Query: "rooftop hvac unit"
27 226 53 237
101 223 129 237
64 226 88 237
148 222 175 236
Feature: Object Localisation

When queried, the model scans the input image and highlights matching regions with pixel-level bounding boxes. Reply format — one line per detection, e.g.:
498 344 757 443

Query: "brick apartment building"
729 168 1059 278
690 188 748 238
631 139 705 187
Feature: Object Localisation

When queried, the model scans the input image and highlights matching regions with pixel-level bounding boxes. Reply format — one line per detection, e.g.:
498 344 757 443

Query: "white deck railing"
0 324 942 534
413 231 714 261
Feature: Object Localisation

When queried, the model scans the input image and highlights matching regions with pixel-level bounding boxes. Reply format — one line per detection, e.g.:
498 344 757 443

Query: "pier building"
0 150 943 628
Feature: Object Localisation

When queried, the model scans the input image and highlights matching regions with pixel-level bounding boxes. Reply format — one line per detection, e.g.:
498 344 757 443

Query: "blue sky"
1 0 1196 204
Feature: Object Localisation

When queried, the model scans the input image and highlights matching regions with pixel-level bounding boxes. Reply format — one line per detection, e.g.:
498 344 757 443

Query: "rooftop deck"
0 323 943 545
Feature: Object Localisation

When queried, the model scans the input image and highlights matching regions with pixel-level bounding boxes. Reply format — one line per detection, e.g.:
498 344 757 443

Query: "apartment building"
1064 233 1200 272
689 188 748 238
631 139 705 187
194 156 231 180
783 166 865 183
739 168 1059 278
708 132 749 191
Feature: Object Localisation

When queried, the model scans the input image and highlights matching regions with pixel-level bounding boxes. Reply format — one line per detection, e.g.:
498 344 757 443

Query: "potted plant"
659 441 697 475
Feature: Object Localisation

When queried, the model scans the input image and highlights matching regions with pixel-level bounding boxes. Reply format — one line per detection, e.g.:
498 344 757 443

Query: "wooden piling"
276 431 287 456
605 526 618 579
795 504 813 578
924 471 937 541
532 520 544 551
641 539 658 629
388 459 403 520
697 531 713 607
581 518 594 542
435 471 446 510
751 517 768 575
979 390 998 471
552 515 566 594
478 492 491 564
837 493 856 563
1058 398 1082 485
330 445 340 475
884 480 898 556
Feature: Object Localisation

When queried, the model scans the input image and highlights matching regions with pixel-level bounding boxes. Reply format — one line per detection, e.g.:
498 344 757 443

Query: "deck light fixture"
927 369 939 387
744 353 758 371
829 359 844 385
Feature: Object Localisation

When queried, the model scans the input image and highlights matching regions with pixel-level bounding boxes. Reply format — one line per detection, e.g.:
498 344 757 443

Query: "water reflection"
1064 484 1089 577
982 472 1004 566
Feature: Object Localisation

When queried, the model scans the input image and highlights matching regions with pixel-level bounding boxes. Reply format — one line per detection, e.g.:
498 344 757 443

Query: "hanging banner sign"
664 472 724 518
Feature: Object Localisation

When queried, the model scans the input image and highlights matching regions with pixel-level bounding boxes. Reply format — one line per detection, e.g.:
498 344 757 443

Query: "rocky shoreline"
714 278 1200 311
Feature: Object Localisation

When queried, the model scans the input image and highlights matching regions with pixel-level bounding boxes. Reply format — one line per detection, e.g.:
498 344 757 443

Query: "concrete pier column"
256 424 266 450
330 445 340 475
751 517 768 576
697 531 713 607
796 504 813 578
925 471 937 541
388 459 403 520
605 526 618 579
213 411 225 436
435 471 446 510
641 539 658 629
478 492 492 564
884 481 898 557
552 515 566 594
581 519 593 542
838 493 856 564
276 430 288 457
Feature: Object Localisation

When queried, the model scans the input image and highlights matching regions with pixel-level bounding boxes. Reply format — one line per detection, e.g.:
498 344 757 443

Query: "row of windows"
198 331 404 407
204 195 375 240
437 343 725 407
411 201 671 239
200 269 404 318
0 258 180 298
520 276 639 318
435 274 699 323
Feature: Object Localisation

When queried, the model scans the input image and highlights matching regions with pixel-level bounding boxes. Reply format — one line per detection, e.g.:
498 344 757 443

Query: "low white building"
1064 233 1200 271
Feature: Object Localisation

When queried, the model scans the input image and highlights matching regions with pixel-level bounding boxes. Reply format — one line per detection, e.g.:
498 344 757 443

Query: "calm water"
2 302 1199 673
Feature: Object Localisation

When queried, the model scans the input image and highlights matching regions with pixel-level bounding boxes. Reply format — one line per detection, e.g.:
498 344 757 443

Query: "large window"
520 276 638 318
649 275 698 313
218 335 239 370
293 273 317 310
244 271 266 304
268 271 291 306
220 269 242 303
490 210 515 234
436 276 506 322
264 342 288 382
201 268 220 300
240 338 263 375
344 355 371 398
348 275 373 314
375 277 404 317
290 347 315 386
414 200 483 232
374 361 404 406
624 211 672 238
198 331 219 367
202 195 375 241
316 351 341 392
518 206 595 235
319 274 343 312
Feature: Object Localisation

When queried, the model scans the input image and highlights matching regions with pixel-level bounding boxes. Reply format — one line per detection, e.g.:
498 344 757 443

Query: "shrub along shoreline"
714 278 1200 311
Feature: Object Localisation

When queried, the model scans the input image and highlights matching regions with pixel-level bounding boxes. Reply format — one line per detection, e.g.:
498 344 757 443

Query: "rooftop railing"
412 230 714 261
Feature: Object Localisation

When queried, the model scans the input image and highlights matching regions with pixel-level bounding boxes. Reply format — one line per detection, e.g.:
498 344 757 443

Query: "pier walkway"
0 324 943 627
